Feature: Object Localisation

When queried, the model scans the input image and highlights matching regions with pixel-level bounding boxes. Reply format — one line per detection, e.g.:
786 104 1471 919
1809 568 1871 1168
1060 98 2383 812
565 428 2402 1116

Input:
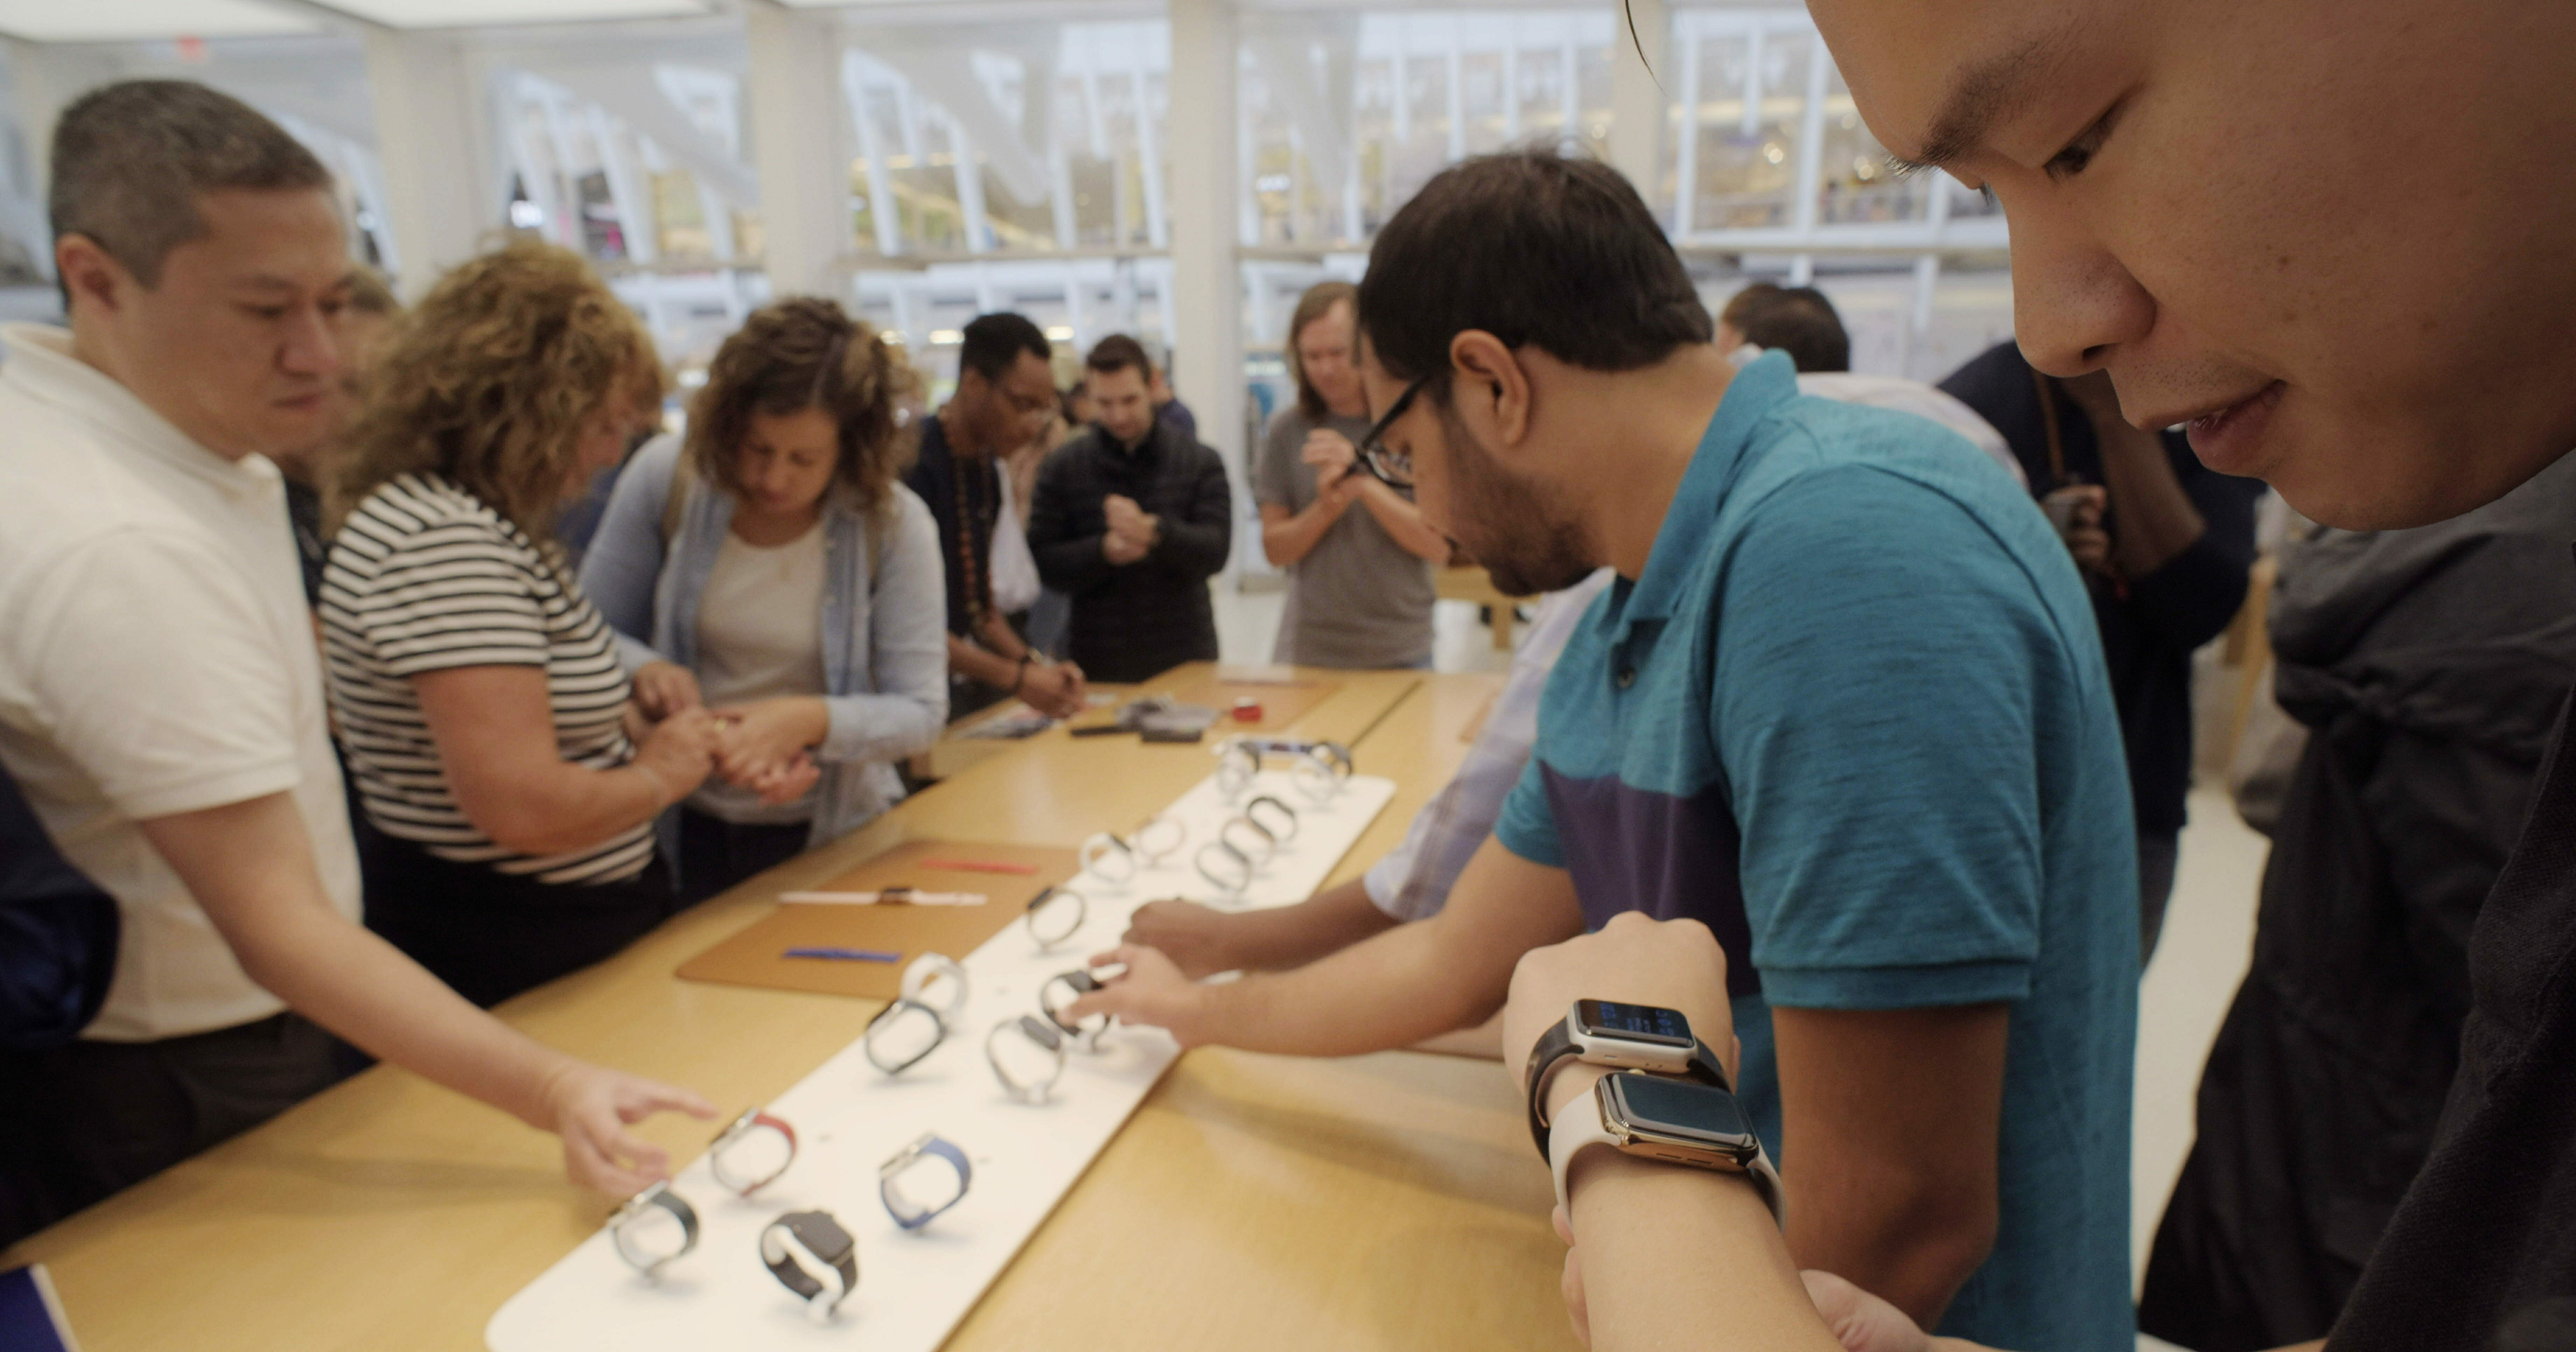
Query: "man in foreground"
1519 0 2576 1347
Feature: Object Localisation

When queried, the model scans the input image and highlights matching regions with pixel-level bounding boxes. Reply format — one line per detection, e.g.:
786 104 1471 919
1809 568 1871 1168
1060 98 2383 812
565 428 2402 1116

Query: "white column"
1606 0 1667 203
363 30 493 296
1669 16 1700 235
844 58 903 258
744 1 849 297
1166 0 1246 570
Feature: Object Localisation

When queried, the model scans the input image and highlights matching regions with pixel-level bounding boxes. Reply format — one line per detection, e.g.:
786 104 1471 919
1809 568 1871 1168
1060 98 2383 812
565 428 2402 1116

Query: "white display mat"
487 769 1393 1352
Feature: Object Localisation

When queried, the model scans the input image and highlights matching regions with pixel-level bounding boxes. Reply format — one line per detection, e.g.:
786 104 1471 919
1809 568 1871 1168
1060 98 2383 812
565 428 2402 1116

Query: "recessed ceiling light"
307 0 708 29
0 0 317 43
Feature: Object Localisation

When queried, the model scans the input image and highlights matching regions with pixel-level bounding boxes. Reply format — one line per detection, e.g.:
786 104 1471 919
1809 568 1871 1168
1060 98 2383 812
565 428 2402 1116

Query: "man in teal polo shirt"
1072 148 2137 1352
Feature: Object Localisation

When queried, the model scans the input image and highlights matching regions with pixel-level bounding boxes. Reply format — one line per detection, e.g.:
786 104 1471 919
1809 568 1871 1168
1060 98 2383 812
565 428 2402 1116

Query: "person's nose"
2000 185 2156 380
279 305 342 382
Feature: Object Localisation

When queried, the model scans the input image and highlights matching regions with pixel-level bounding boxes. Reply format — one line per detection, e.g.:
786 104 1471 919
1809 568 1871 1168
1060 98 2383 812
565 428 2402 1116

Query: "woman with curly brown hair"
320 241 753 1007
579 296 948 902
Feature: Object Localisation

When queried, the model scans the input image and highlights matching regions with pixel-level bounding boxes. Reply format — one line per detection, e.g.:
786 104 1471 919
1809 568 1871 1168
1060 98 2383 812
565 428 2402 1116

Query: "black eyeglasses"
1354 376 1426 490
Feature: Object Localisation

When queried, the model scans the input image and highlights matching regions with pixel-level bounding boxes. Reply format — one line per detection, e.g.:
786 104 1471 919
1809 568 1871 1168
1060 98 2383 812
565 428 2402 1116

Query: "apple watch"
1039 968 1112 1048
1290 747 1351 805
1524 999 1734 1155
608 1181 699 1277
1243 794 1299 842
1079 831 1137 884
864 996 947 1074
1131 815 1186 864
1219 814 1278 863
708 1108 798 1197
1024 885 1087 949
761 1209 859 1318
986 1013 1067 1101
1193 838 1252 896
1549 1070 1784 1228
878 1132 974 1231
1214 739 1260 798
899 952 969 1027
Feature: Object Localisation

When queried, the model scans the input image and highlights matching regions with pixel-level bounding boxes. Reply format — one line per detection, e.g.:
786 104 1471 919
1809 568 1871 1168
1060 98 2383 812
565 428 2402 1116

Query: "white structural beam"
744 0 847 297
364 30 493 296
1166 0 1245 568
1606 0 1666 201
1669 17 1700 234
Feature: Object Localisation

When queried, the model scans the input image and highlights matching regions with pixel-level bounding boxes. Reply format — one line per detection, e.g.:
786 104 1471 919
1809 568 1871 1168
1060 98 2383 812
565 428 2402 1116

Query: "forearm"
1226 879 1402 971
1352 481 1454 563
1032 532 1114 592
1194 906 1512 1054
142 796 577 1129
1568 1148 1847 1352
1149 516 1232 578
2096 423 2205 576
946 633 1025 691
467 758 671 857
1260 498 1345 566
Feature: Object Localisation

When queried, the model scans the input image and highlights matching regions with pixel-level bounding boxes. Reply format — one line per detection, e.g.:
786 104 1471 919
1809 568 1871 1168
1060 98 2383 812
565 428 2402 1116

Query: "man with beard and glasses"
1482 1 2576 1350
1067 149 2140 1352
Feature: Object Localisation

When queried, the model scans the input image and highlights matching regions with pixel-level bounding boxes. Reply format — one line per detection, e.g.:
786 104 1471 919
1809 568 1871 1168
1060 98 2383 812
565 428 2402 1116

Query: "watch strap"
880 1133 974 1230
1547 1078 1787 1228
1524 1012 1737 1159
610 1182 699 1275
762 1210 857 1310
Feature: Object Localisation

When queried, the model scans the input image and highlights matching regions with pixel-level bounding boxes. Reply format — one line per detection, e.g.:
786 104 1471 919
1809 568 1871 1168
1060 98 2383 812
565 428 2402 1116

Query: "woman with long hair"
321 241 760 1007
580 296 947 902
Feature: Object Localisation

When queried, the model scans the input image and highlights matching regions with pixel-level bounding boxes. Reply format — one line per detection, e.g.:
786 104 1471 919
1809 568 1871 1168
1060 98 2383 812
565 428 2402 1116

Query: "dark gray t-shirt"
1254 405 1436 669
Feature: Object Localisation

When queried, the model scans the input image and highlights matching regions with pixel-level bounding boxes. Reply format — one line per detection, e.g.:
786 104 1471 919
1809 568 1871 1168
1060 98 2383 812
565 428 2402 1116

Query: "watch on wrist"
761 1208 859 1319
899 952 969 1028
987 1013 1068 1102
864 996 948 1074
708 1108 798 1197
1024 885 1088 950
878 1132 974 1231
608 1181 699 1277
1549 1070 1785 1229
1524 999 1734 1156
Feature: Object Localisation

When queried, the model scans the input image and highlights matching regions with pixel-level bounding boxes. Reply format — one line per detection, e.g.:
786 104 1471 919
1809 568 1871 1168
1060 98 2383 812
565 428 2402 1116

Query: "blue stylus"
783 946 902 963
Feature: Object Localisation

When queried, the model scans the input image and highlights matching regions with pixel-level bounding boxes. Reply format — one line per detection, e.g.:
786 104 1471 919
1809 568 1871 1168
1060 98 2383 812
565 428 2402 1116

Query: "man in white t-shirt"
0 79 712 1245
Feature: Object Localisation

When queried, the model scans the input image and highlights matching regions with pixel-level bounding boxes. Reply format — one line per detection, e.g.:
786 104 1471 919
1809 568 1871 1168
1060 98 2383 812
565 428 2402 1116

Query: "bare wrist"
631 761 677 809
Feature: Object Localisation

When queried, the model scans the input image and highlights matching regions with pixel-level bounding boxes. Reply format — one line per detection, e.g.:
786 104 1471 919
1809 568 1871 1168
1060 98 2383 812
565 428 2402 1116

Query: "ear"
55 234 129 320
1448 330 1530 448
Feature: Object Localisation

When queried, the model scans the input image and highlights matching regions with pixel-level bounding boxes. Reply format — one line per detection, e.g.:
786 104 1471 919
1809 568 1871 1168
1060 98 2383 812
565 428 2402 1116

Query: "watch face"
1575 999 1695 1047
1606 1072 1758 1153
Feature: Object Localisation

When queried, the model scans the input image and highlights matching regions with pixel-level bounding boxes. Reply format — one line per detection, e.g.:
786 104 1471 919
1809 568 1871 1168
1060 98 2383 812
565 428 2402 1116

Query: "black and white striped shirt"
321 472 652 885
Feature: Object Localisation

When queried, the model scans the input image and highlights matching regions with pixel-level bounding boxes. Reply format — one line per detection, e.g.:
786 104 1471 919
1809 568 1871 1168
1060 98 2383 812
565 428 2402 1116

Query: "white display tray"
486 769 1394 1352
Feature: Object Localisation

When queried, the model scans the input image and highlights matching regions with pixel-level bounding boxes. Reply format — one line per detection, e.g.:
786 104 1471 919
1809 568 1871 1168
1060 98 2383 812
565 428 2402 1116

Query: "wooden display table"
1435 565 1526 650
4 663 1563 1352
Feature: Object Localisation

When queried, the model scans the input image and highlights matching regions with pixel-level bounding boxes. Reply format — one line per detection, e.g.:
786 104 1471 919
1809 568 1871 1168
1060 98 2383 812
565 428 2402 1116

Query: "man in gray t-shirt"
1254 283 1450 668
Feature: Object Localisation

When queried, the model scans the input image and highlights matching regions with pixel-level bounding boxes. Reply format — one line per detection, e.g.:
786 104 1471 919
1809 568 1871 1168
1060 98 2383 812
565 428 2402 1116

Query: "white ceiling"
0 0 317 43
308 0 711 28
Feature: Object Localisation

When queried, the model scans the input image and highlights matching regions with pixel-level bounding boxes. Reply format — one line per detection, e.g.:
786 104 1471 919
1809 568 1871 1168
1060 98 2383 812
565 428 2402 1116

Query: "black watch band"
1523 1019 1734 1159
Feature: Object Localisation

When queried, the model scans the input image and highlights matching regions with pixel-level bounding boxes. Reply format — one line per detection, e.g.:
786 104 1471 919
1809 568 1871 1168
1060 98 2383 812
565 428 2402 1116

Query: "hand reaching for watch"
632 661 703 721
1063 944 1214 1047
1121 899 1249 979
535 1058 719 1198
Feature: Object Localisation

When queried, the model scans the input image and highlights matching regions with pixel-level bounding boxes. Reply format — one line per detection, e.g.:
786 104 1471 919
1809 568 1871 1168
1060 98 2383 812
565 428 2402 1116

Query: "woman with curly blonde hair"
320 241 768 1006
580 296 948 902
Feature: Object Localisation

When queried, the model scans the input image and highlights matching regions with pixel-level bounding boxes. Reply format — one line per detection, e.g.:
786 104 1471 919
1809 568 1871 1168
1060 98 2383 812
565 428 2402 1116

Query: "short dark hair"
958 311 1050 383
1721 283 1850 373
1084 333 1154 380
1357 149 1711 393
50 80 334 293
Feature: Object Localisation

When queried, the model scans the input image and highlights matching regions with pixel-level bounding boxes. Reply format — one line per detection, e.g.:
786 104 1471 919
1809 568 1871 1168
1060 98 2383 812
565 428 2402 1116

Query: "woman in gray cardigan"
581 299 947 902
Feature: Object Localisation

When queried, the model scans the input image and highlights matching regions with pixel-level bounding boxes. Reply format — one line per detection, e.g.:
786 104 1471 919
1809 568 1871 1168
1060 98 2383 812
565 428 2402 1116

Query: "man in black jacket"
1028 336 1233 683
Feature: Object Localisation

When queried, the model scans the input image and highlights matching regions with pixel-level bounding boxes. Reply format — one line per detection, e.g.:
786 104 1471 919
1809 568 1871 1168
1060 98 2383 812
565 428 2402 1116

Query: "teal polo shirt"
1496 353 2138 1352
